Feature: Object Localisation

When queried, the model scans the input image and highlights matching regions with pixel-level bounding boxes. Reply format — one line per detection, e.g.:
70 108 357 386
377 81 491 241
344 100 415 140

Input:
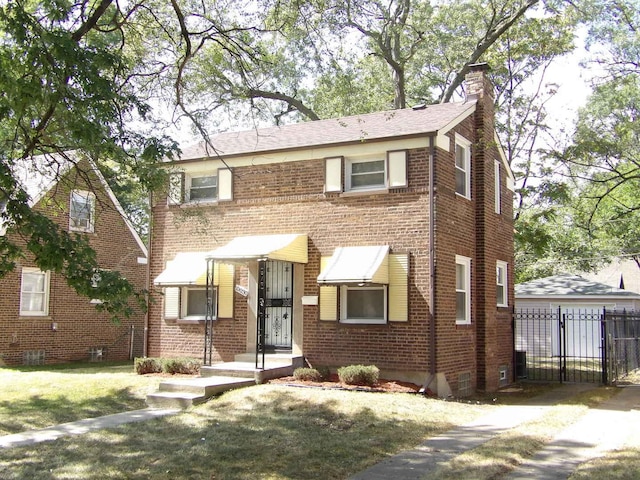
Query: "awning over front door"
317 245 389 285
153 252 208 286
207 234 308 264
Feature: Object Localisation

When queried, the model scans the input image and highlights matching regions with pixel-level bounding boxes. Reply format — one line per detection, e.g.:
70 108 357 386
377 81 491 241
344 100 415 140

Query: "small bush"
293 367 323 382
162 358 201 375
337 364 379 386
134 357 162 375
316 365 331 380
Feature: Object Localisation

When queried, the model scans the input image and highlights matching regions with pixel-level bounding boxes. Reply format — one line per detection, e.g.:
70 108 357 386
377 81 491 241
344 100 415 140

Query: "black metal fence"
514 307 640 385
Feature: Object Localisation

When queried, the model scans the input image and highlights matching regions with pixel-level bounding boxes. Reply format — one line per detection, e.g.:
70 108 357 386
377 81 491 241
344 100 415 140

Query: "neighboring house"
515 273 640 312
515 273 640 359
0 157 148 366
149 63 515 396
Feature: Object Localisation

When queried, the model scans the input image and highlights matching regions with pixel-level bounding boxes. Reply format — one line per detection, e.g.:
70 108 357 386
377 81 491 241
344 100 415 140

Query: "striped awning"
207 234 308 264
317 246 389 285
153 252 208 286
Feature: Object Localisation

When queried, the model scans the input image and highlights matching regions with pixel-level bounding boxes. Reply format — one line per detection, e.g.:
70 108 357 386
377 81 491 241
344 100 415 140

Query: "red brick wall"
0 163 148 365
149 84 514 392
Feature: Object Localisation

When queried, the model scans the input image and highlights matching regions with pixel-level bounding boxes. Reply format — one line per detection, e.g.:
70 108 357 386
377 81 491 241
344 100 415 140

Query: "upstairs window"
455 135 471 199
20 268 50 316
495 160 501 214
347 159 385 191
325 150 407 194
188 175 217 202
69 190 95 233
168 169 233 204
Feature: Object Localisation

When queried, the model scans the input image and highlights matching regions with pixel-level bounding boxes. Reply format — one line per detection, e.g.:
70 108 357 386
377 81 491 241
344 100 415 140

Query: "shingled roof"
516 273 640 298
178 100 477 161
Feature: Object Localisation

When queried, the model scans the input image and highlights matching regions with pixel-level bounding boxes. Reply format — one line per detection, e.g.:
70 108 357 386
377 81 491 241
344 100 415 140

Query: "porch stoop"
145 354 304 409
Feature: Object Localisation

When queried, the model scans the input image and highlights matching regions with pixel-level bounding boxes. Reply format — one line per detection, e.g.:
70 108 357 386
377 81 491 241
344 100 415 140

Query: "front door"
264 261 293 350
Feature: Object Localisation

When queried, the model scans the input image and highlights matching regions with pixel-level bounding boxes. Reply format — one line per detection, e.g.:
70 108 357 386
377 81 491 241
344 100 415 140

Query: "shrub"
337 365 379 386
316 365 331 380
293 367 323 382
162 357 201 375
134 357 162 375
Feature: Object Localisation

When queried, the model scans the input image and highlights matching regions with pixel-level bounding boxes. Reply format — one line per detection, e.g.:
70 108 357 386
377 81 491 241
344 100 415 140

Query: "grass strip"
421 386 620 480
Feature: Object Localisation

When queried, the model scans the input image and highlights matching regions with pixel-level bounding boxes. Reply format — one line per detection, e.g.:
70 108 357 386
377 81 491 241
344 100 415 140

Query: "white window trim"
497 261 508 307
69 190 95 233
455 255 471 325
455 134 471 199
494 160 501 214
20 268 51 316
345 157 387 192
186 174 218 203
340 285 387 325
180 287 217 321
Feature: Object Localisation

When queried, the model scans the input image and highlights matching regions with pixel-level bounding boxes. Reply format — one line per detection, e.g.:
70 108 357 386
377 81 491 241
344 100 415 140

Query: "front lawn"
0 362 162 435
0 384 492 479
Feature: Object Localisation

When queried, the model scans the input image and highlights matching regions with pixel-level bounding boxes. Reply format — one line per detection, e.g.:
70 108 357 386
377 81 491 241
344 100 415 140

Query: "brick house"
149 63 515 396
0 157 148 366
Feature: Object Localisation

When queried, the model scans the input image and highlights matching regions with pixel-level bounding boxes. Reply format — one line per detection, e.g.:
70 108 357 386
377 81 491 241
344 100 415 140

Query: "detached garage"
514 274 640 382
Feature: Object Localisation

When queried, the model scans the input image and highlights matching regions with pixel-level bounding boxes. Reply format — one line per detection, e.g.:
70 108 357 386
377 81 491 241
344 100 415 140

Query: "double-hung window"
340 285 387 324
455 135 471 198
347 158 386 191
69 190 95 233
20 268 50 316
455 255 471 325
188 175 217 202
496 261 508 307
494 160 501 214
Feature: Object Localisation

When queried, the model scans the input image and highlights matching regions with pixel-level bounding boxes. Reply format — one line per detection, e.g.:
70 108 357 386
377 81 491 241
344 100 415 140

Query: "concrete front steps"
146 353 304 409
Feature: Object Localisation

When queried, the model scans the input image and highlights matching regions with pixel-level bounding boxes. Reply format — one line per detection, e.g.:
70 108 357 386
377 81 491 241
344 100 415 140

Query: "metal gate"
604 310 640 384
515 307 640 384
264 260 293 350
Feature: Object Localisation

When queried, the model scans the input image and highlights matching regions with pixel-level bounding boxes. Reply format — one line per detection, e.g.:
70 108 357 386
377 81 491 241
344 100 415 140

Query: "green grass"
0 383 493 479
0 362 162 435
0 364 634 480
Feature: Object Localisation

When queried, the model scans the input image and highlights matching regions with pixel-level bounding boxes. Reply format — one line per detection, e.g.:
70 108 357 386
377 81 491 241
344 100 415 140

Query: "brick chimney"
464 62 495 101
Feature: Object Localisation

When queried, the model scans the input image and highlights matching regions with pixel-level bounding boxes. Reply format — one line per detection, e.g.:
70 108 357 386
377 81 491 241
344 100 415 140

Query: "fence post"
601 307 607 385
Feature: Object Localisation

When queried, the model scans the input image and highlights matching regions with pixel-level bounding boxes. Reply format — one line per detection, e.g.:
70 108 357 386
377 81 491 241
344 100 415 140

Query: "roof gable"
3 154 147 257
179 101 477 161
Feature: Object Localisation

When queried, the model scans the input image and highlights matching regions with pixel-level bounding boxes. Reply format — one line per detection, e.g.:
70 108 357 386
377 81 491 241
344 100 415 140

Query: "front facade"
0 159 148 366
149 64 515 395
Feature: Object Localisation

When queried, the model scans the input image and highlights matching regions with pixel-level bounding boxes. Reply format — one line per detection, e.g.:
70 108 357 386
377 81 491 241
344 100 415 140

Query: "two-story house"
149 63 515 396
0 157 148 365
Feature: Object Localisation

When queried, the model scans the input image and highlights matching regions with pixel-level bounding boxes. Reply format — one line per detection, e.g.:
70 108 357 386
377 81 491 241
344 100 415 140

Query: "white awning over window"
317 246 389 285
154 252 208 286
206 234 308 264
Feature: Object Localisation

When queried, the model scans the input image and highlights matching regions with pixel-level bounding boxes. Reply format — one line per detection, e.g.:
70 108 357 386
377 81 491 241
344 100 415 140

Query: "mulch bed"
267 373 421 394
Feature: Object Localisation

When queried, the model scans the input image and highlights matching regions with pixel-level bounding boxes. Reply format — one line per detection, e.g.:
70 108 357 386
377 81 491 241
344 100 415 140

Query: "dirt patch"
267 373 421 394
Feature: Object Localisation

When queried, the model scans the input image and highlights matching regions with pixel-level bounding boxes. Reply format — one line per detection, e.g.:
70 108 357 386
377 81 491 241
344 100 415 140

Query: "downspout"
422 134 437 392
142 191 152 358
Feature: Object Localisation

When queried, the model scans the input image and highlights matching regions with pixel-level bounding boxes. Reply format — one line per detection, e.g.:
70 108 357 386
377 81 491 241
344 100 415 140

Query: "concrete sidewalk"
351 384 640 480
505 385 640 480
0 408 178 449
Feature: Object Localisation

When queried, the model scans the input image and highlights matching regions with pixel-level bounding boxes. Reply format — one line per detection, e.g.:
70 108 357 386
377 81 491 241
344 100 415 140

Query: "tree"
527 0 640 278
0 0 179 320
